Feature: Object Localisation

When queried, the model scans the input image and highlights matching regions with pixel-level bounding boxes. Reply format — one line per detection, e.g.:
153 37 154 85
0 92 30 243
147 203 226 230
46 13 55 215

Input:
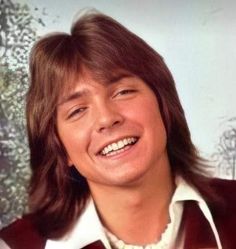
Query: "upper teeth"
101 137 137 155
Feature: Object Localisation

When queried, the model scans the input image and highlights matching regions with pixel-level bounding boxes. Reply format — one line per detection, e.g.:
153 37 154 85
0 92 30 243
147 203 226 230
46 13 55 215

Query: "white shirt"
0 177 223 249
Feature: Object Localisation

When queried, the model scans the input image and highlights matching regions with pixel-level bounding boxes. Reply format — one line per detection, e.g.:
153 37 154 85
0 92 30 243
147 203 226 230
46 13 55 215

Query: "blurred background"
1 0 236 229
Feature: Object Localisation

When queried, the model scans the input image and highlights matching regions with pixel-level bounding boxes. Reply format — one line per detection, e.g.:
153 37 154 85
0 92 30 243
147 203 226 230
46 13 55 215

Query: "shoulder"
207 178 236 247
210 177 236 189
210 177 236 205
0 215 46 249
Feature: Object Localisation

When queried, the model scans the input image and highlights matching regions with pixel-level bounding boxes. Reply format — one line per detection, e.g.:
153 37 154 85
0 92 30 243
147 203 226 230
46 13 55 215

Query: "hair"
26 11 214 238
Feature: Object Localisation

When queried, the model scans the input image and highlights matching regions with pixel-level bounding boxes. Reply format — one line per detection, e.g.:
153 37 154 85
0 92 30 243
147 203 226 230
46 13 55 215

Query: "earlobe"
67 158 73 167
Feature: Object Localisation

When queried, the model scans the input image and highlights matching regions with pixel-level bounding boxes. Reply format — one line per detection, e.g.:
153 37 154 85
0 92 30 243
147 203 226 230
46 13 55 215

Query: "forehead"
58 68 134 103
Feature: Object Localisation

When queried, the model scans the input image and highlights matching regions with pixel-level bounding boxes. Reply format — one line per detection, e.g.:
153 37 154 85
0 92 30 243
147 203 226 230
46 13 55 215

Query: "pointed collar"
45 198 110 249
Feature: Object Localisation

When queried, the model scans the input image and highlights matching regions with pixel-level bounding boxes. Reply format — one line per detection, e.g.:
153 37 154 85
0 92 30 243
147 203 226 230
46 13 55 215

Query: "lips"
98 137 138 156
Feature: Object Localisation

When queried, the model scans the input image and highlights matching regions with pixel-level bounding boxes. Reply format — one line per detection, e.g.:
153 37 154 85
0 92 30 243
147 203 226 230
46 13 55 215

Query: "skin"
57 68 174 244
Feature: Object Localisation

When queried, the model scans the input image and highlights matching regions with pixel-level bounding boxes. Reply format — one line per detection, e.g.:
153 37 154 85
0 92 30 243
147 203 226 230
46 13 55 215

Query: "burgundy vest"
1 179 236 248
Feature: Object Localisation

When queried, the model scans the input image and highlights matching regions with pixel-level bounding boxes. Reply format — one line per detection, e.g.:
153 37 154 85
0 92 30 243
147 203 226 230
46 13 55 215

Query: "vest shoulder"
210 178 236 200
0 215 46 249
208 177 236 215
207 178 236 247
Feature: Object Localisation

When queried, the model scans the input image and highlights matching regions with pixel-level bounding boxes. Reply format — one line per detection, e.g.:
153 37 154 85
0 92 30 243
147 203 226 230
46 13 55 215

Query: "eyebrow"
58 89 89 106
108 72 133 83
58 72 133 106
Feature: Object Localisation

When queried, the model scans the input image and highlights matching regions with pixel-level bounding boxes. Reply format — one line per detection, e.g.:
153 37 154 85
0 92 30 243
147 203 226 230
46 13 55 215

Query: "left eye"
115 89 136 97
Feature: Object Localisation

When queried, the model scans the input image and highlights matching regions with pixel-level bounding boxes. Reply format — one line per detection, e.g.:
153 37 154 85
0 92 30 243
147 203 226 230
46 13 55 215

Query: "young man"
1 11 236 249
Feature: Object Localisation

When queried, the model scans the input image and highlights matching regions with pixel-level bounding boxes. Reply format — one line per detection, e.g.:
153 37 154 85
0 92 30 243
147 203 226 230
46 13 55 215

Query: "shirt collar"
45 176 222 249
45 197 111 249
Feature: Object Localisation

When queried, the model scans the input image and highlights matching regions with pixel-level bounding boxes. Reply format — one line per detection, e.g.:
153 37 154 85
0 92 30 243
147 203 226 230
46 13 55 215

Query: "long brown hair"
27 11 213 238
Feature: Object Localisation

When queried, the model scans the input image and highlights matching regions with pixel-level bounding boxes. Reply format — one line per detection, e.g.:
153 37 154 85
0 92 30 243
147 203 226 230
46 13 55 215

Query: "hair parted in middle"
26 11 212 238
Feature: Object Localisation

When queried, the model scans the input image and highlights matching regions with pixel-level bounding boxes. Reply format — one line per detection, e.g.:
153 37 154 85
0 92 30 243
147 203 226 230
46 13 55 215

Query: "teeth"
112 143 118 150
117 140 123 149
101 137 137 156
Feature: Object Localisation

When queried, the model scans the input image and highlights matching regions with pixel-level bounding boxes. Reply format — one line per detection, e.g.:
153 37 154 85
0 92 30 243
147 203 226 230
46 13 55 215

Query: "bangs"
45 35 83 105
43 35 132 106
50 48 136 106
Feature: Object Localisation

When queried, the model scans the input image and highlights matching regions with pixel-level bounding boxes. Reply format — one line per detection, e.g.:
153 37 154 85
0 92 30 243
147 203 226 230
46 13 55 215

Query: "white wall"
23 0 236 173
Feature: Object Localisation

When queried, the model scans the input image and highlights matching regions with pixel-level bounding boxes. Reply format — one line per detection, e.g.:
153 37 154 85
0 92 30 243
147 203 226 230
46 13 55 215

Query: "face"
57 69 169 191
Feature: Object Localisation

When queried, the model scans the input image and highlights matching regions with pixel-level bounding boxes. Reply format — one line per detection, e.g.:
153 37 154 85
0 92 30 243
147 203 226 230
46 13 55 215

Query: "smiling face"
56 69 170 191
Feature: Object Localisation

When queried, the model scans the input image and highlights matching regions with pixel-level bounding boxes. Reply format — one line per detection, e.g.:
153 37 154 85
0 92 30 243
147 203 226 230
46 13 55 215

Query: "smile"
100 137 138 156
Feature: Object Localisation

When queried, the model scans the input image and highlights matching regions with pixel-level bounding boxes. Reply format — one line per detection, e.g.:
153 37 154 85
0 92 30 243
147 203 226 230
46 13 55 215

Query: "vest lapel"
182 201 217 249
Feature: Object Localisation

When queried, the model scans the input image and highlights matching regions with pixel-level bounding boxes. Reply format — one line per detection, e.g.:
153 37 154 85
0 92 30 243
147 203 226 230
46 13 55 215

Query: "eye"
114 89 137 97
67 107 87 119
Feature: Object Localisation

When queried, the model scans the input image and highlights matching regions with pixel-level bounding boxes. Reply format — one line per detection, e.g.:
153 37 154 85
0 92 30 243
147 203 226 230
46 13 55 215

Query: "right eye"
67 107 87 119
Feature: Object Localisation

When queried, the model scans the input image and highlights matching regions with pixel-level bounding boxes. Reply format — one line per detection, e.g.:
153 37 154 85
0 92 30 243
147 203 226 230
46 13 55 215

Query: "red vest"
1 179 236 248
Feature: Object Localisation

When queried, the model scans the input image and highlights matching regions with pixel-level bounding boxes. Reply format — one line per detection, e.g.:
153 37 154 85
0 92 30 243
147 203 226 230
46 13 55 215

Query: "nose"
95 101 124 133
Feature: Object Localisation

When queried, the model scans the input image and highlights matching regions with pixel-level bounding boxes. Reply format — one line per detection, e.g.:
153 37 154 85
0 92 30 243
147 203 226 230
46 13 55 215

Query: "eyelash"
115 89 136 97
67 107 87 119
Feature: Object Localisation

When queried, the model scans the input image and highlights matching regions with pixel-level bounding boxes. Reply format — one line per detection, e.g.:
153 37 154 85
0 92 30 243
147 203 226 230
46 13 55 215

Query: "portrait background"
1 0 236 229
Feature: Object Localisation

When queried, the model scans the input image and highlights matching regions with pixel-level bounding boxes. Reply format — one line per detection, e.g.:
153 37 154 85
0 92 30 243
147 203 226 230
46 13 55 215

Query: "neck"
89 157 174 245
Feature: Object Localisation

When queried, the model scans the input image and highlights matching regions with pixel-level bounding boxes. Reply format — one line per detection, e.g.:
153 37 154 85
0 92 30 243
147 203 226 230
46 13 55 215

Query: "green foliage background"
0 0 42 228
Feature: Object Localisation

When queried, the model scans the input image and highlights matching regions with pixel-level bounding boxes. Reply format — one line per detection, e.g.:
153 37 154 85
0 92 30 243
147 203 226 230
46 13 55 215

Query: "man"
1 11 236 249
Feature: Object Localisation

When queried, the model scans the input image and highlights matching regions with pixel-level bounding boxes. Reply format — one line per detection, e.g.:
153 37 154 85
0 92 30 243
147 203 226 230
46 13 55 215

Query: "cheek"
128 97 164 126
58 125 90 165
138 98 167 144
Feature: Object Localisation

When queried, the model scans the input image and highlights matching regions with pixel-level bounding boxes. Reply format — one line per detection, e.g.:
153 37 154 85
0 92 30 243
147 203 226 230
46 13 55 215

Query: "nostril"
96 110 124 133
98 120 121 132
112 120 120 126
